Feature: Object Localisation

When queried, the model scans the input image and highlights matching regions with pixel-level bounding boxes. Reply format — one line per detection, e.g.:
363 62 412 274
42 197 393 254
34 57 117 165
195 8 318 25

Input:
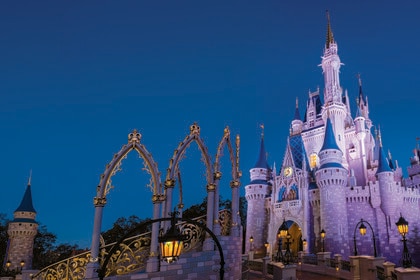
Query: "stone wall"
111 235 242 280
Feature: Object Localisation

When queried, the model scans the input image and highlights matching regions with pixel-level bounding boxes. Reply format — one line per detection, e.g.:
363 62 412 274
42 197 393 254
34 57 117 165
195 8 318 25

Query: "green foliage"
0 214 10 275
101 215 152 245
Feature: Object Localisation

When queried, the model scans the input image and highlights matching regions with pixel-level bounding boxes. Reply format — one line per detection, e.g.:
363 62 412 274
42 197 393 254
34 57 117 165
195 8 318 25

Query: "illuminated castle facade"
245 15 420 265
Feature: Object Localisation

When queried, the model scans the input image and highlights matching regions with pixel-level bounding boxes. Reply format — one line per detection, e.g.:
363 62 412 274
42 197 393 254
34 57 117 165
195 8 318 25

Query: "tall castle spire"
326 10 334 49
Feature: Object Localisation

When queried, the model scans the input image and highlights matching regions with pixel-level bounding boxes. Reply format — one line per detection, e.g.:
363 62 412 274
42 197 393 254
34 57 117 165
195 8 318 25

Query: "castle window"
310 153 317 169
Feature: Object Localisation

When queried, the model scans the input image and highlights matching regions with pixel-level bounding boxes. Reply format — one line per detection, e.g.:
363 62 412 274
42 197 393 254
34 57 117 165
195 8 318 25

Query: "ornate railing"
32 211 232 280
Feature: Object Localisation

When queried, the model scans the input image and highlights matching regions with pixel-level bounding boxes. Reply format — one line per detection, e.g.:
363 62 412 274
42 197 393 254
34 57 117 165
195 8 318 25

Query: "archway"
213 126 241 236
163 123 214 232
86 129 163 278
275 220 302 262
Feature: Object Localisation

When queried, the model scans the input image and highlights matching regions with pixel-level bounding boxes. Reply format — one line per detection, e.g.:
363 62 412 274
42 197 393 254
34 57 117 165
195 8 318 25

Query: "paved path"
248 270 340 279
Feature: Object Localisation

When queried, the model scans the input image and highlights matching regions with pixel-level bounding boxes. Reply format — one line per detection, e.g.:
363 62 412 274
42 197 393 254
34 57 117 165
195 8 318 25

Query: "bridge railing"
32 210 232 280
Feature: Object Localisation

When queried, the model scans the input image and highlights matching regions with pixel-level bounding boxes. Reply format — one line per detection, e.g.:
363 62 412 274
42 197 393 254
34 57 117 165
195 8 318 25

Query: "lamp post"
277 219 288 262
353 218 377 257
249 235 254 251
283 232 292 265
320 229 326 252
264 241 270 257
5 260 11 273
249 235 254 260
19 260 25 273
98 211 225 280
396 214 413 268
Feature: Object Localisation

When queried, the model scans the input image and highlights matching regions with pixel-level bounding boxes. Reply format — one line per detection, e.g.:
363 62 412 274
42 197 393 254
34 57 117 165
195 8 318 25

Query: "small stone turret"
6 177 38 270
245 134 271 255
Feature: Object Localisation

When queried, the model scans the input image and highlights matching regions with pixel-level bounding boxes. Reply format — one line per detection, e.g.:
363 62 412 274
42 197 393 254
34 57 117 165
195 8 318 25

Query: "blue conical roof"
15 184 36 213
376 145 392 173
254 137 270 169
320 117 340 151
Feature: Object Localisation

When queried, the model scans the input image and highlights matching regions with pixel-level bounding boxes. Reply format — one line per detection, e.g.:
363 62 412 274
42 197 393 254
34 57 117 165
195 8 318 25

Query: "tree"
0 214 10 275
101 215 152 245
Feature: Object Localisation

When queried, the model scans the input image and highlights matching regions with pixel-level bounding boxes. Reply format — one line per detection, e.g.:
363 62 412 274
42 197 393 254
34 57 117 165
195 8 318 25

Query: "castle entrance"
275 220 302 262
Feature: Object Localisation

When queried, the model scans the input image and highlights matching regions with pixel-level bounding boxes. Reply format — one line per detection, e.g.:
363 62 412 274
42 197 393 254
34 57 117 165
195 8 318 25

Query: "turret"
6 175 38 270
245 131 271 255
291 97 303 136
357 75 371 129
315 116 349 255
354 105 368 185
377 137 397 219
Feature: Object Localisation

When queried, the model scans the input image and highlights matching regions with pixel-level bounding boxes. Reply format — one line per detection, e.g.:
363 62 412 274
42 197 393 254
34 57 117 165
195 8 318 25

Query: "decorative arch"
212 126 241 235
163 123 215 231
87 129 163 275
96 130 163 200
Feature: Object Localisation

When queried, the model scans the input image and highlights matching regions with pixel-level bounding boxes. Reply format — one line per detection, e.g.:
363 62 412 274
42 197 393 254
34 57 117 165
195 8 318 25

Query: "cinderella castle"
245 14 420 265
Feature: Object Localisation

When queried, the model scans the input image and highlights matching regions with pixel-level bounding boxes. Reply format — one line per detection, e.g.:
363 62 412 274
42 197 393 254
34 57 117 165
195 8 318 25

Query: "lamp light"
396 215 409 236
395 214 412 268
158 219 185 263
359 222 367 236
279 219 288 238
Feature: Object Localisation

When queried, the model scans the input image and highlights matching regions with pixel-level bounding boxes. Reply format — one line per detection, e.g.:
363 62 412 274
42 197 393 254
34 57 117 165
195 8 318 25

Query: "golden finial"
296 97 299 108
190 122 200 135
326 10 334 48
128 129 141 144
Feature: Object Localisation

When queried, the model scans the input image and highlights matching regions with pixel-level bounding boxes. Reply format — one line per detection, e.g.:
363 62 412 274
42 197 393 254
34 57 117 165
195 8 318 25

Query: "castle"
245 14 420 265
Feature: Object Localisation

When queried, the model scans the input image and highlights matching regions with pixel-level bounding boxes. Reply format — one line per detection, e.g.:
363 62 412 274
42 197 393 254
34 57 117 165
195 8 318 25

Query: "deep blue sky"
1 1 419 248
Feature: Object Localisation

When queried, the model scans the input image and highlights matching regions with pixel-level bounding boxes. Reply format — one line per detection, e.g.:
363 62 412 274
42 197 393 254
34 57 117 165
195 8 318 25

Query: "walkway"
248 270 340 279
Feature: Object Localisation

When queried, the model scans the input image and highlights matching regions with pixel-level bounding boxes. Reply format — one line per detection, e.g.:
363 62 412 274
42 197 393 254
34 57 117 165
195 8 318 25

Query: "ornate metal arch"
164 123 214 202
214 126 242 184
95 129 163 203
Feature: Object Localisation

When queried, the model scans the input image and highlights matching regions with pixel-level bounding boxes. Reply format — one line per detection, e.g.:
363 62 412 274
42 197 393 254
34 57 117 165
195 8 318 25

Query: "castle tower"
376 137 398 231
245 132 271 255
315 116 349 255
320 12 347 159
6 176 38 270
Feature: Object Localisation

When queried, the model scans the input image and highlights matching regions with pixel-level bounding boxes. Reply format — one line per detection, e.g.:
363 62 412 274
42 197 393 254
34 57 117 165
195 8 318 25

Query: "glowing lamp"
396 215 409 236
359 222 367 236
320 229 326 239
159 224 184 264
279 219 288 238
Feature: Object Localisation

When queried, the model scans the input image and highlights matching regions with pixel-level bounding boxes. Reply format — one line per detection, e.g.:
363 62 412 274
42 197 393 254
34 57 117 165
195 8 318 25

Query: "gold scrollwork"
218 209 232 236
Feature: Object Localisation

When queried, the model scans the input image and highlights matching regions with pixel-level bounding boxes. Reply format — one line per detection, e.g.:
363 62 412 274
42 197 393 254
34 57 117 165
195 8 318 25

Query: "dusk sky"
1 1 419 248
